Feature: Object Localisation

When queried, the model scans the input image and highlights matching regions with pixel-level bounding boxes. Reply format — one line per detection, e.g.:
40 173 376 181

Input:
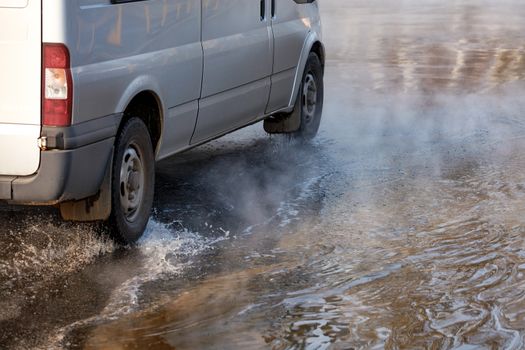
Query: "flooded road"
2 0 525 348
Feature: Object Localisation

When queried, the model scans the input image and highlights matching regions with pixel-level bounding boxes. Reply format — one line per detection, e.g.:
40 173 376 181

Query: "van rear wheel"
108 118 154 244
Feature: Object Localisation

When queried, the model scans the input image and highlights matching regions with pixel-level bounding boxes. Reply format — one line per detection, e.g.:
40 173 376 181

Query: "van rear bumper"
0 138 114 204
0 114 121 204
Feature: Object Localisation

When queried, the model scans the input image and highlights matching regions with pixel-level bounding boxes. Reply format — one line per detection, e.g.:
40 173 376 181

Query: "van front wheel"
264 52 324 139
108 118 155 244
294 52 324 140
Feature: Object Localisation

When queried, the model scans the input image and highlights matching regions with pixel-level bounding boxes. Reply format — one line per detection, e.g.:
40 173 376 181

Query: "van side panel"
59 0 203 156
266 0 312 112
0 0 42 176
191 0 272 144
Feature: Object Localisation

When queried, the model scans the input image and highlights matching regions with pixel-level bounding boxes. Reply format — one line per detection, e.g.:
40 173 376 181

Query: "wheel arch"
288 32 325 109
119 90 164 156
310 41 325 70
115 76 165 156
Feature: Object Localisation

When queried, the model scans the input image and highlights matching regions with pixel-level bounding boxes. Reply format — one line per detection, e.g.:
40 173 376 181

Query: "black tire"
293 52 324 140
108 118 155 244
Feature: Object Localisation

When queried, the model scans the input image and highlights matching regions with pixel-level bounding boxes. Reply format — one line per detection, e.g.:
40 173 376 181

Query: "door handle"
260 0 266 21
271 0 275 18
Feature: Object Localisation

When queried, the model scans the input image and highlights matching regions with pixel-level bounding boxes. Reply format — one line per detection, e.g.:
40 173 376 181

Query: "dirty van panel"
0 0 42 176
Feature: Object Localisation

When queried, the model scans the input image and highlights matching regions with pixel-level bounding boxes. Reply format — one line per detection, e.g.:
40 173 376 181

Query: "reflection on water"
324 0 525 93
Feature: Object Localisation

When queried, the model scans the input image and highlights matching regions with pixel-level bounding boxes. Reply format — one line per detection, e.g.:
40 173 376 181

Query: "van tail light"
42 43 73 127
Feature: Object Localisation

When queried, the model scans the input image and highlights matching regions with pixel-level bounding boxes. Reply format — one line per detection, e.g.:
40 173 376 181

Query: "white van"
0 0 325 243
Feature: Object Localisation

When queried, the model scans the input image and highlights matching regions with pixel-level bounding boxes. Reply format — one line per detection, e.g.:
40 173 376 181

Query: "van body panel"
0 124 41 176
272 1 311 73
266 67 297 112
0 0 324 205
199 0 273 97
0 0 28 8
65 0 203 159
157 101 199 160
10 137 114 203
40 113 122 150
288 29 323 109
191 0 273 143
193 78 271 144
267 0 318 112
0 1 41 176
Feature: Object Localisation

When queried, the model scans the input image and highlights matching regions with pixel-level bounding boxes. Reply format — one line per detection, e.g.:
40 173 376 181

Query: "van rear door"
0 0 41 176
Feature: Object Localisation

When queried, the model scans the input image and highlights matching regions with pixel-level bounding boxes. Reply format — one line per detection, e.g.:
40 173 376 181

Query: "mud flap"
59 150 113 222
264 91 302 134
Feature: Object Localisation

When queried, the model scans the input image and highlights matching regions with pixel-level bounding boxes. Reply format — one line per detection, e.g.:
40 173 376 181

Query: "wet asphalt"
2 0 525 349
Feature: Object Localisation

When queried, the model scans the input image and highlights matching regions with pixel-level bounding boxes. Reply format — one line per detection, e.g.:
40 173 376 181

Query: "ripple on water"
263 159 525 349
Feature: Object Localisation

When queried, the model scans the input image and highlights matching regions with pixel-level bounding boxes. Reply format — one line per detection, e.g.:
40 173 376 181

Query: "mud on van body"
0 0 325 243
